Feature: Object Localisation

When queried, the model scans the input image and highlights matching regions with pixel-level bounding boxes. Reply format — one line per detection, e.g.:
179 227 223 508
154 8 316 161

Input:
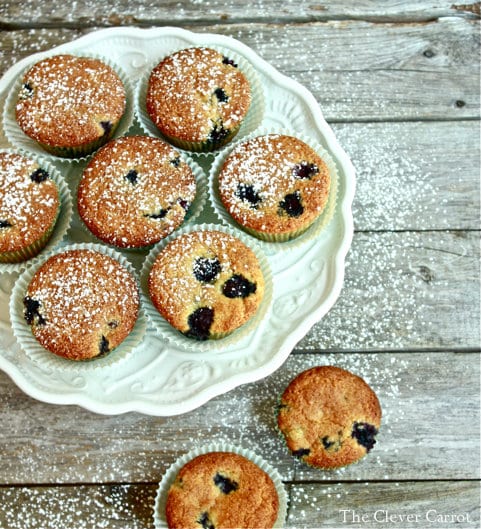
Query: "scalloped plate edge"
0 26 355 416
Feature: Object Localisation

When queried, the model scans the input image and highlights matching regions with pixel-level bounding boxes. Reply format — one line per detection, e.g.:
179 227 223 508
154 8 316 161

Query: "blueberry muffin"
15 54 126 157
165 452 279 529
217 134 331 241
23 248 139 361
0 151 59 263
148 230 265 340
77 136 197 248
277 366 382 469
146 47 251 152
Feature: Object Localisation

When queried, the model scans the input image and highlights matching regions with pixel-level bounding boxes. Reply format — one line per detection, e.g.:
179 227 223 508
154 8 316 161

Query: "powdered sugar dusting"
0 152 59 251
15 54 126 147
0 484 154 529
148 229 263 332
218 134 330 233
26 249 139 358
78 136 197 248
147 47 251 143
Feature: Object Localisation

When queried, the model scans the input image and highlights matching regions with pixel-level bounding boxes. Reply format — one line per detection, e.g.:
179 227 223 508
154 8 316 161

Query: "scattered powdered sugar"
299 231 433 351
333 123 441 231
0 484 155 529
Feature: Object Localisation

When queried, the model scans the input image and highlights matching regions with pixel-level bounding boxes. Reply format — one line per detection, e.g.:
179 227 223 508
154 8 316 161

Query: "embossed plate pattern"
0 27 355 415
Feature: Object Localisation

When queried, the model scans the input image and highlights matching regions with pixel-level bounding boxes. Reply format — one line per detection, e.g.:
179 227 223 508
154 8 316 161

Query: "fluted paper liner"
209 126 339 253
135 45 264 155
140 222 273 352
0 151 73 274
153 442 288 529
3 53 135 163
10 242 147 372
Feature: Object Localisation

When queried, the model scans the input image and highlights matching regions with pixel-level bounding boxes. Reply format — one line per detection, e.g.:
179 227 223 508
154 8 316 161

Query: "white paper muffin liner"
9 242 147 372
77 144 208 251
209 126 339 254
2 52 135 164
153 442 288 529
135 45 265 157
140 222 273 352
0 151 73 275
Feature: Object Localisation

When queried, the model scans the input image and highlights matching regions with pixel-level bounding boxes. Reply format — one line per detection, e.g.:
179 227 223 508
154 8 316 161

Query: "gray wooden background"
0 1 479 528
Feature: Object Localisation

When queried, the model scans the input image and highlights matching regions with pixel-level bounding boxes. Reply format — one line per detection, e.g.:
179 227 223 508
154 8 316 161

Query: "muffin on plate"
23 248 140 361
277 366 382 469
0 151 60 263
77 135 198 248
14 54 127 157
216 133 332 242
165 451 279 529
146 47 252 152
147 229 265 341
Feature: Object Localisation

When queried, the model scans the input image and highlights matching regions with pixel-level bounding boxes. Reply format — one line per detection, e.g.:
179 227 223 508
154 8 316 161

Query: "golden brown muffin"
277 366 382 469
217 134 331 241
15 54 126 157
23 249 139 361
77 135 197 248
0 151 59 263
146 47 251 151
166 452 279 529
148 230 264 340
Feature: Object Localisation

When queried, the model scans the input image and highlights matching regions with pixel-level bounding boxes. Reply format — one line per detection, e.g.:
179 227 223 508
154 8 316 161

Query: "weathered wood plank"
0 351 478 484
301 230 480 351
0 229 477 378
0 481 478 529
332 120 480 231
285 481 480 528
0 18 479 121
0 484 156 529
0 113 477 231
224 18 481 121
0 0 479 27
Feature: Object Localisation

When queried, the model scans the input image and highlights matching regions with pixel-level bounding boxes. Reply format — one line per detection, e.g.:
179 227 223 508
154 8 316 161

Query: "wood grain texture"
0 352 478 484
302 230 480 351
0 0 479 27
333 120 480 231
285 481 480 528
0 3 479 528
0 17 479 121
0 481 478 529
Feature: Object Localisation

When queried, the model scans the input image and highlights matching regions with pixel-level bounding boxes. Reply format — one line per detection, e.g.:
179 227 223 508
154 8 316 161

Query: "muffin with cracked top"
0 151 60 263
23 248 139 361
277 366 382 469
77 135 198 248
147 229 265 341
14 54 127 157
165 451 279 529
216 133 332 242
145 47 252 152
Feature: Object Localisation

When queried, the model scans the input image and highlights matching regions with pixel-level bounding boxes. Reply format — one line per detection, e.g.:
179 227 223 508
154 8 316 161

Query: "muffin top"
166 452 279 529
0 152 59 254
23 249 139 361
77 136 197 248
277 366 382 469
146 47 251 145
217 134 331 238
15 54 126 149
148 230 264 340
